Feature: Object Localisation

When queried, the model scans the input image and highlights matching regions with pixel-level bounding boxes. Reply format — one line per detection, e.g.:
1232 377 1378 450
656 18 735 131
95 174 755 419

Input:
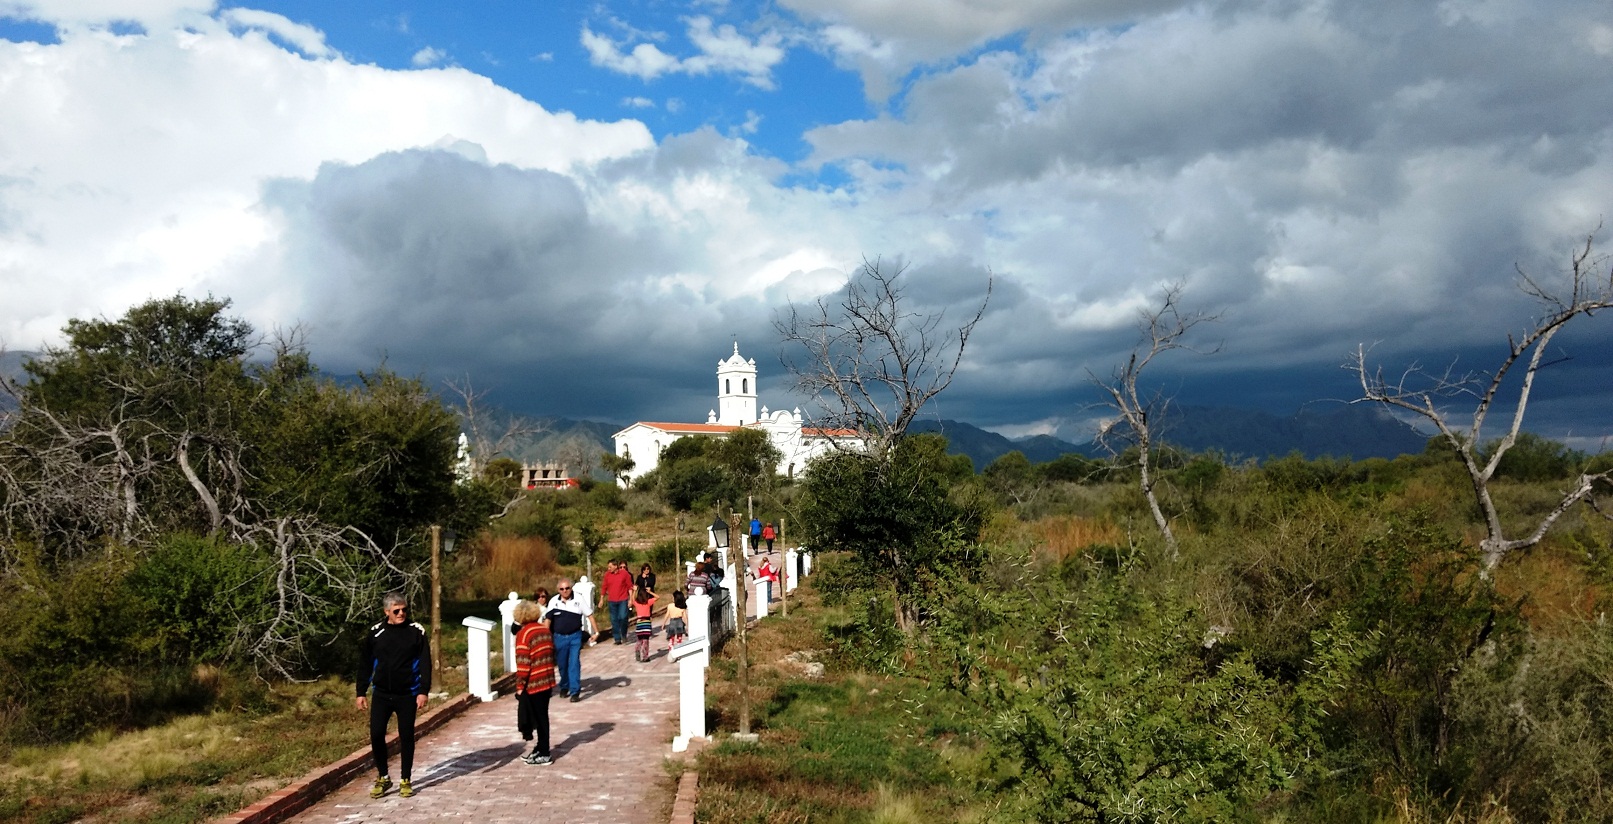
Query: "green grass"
690 581 995 824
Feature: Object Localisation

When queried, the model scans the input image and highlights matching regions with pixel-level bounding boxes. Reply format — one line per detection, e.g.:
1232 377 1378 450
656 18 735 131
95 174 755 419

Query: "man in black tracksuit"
355 592 431 799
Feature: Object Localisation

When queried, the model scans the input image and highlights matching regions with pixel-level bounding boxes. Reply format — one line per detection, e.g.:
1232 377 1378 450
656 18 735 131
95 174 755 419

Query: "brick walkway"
288 628 682 824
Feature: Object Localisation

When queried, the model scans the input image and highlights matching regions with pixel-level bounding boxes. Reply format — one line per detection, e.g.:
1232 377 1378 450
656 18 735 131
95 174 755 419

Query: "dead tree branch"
1351 230 1613 573
776 259 992 457
1090 282 1221 557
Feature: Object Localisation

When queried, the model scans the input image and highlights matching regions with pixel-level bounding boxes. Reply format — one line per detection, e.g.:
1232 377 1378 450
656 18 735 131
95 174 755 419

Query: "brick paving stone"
288 626 684 824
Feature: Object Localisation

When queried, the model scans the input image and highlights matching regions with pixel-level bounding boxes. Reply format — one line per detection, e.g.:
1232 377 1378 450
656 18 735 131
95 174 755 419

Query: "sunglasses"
387 606 408 614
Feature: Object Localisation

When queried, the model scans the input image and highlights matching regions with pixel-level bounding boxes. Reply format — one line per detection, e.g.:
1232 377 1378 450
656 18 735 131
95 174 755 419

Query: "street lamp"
709 514 729 552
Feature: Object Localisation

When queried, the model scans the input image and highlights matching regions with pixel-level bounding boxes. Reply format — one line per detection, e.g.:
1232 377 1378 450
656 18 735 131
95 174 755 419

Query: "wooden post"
430 524 443 690
732 512 751 736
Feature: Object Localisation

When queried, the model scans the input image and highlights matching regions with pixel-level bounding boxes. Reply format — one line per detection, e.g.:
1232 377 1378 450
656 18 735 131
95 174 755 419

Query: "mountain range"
910 403 1429 471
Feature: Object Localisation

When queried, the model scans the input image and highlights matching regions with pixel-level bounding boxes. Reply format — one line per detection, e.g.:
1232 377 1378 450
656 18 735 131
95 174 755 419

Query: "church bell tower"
716 342 758 426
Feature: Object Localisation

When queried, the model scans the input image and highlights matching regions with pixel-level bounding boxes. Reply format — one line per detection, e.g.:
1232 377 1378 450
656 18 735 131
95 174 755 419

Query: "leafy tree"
0 296 458 681
798 432 982 632
983 450 1037 505
600 451 635 485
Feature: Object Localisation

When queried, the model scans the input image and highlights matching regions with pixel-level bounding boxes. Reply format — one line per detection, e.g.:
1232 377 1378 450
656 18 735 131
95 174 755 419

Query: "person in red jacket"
601 559 635 645
512 599 556 765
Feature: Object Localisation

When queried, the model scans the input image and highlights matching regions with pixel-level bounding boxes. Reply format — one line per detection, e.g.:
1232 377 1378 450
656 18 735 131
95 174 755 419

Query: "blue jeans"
608 599 630 643
552 631 582 696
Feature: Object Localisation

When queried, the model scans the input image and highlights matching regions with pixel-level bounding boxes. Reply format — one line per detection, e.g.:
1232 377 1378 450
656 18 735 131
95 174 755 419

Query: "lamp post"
430 525 457 690
675 513 686 572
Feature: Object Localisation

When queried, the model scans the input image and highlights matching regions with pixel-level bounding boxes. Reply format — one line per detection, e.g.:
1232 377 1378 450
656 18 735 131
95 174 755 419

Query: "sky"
2 0 1613 448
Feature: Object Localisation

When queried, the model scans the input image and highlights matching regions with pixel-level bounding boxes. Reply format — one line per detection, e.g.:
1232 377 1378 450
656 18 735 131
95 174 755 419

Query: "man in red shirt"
601 559 635 645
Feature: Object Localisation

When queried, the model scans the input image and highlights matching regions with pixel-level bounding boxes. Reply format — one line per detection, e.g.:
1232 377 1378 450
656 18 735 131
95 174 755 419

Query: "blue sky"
2 0 1613 448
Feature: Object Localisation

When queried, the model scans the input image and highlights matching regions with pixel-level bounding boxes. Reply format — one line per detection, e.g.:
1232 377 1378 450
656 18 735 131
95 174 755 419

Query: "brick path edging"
211 673 517 824
669 771 698 824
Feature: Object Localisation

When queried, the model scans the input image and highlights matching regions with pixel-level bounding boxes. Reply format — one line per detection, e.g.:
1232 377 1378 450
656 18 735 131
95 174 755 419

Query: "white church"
611 343 862 486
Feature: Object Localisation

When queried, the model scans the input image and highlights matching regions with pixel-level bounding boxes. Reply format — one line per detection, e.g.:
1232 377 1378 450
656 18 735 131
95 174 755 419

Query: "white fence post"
756 580 770 619
803 549 813 577
498 591 520 675
784 549 798 592
462 616 497 702
686 592 711 667
669 634 710 752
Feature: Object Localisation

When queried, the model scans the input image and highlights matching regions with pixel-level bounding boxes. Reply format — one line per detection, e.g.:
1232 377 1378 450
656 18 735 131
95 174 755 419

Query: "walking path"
287 631 683 823
281 550 789 824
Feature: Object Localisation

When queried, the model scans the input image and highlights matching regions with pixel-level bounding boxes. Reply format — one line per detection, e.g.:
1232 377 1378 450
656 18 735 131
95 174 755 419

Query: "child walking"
664 590 688 650
632 584 658 662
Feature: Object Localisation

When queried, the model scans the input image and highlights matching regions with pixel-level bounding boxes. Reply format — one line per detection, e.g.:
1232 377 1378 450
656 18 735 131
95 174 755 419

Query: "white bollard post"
686 560 696 579
498 591 520 675
803 550 813 577
784 549 798 593
686 592 711 667
669 634 710 752
462 616 498 702
756 580 770 619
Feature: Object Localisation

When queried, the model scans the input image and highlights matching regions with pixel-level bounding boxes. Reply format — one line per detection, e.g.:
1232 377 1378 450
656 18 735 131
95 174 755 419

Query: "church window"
725 379 730 394
742 379 748 393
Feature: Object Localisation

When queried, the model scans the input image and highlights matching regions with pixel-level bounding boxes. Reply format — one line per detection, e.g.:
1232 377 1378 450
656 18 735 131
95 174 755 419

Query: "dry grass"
459 534 559 598
1032 514 1125 561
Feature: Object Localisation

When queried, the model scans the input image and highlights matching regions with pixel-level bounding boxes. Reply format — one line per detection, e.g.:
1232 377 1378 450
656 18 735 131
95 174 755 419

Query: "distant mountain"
1143 404 1428 462
912 404 1428 471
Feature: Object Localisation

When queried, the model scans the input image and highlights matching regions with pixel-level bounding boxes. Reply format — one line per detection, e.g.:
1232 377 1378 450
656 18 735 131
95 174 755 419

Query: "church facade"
611 343 861 486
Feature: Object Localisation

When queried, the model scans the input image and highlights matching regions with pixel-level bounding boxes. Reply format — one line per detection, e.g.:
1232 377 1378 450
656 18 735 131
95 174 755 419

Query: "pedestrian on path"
602 559 635 645
632 584 658 662
749 517 763 553
664 590 687 651
512 599 555 766
636 562 657 595
546 578 588 702
757 557 779 602
572 575 599 646
762 522 776 553
355 591 430 800
686 561 711 595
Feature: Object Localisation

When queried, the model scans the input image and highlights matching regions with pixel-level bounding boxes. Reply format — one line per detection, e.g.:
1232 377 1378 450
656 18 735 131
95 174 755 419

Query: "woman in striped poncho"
513 599 556 765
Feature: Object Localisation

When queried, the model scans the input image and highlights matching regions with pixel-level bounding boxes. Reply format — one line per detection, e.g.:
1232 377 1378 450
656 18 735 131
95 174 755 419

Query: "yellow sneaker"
370 776 391 798
398 779 415 798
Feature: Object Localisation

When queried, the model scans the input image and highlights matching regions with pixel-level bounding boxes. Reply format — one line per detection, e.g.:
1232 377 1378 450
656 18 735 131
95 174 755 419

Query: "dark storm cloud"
257 146 785 423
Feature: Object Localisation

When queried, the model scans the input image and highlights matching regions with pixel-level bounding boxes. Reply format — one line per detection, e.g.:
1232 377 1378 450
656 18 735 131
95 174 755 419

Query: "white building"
612 343 861 486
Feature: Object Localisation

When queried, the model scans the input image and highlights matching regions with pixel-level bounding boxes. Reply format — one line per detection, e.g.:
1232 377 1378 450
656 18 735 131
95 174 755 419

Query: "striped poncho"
514 621 556 694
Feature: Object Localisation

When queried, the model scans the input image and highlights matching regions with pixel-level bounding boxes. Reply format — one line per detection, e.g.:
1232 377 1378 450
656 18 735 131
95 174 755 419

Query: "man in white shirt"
572 575 599 647
545 579 589 702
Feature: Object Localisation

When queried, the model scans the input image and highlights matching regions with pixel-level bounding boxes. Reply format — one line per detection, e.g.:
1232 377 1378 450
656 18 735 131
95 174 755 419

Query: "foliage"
798 433 984 630
642 431 784 512
929 549 1312 822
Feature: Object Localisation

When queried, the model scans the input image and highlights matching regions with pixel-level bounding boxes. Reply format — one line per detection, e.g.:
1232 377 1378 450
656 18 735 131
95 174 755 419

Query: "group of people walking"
355 555 708 798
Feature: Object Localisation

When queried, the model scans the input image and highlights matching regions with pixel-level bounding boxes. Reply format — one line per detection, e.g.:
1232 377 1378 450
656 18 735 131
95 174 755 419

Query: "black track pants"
369 691 418 779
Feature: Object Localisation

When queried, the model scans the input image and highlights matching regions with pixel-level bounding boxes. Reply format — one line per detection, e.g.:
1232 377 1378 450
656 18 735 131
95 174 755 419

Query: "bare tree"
1352 231 1613 573
443 375 548 478
775 259 992 456
1090 283 1221 557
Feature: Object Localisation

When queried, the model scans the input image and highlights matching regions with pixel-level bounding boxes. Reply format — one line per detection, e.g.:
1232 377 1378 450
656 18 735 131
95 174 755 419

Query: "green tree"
600 451 635 485
798 433 981 632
